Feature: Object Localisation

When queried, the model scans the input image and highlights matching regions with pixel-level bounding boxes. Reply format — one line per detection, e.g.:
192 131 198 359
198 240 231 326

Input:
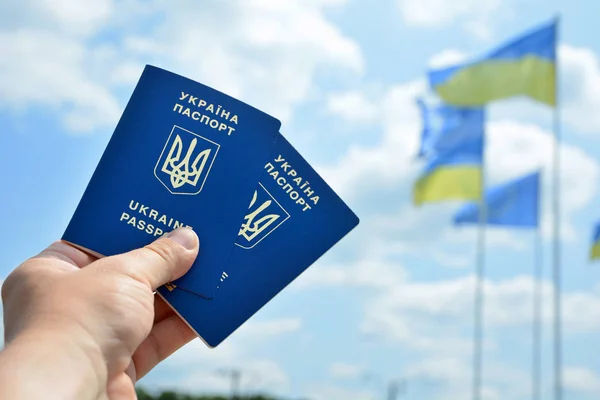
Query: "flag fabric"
413 101 485 206
416 98 485 159
413 166 482 206
590 224 600 260
453 171 541 227
428 19 557 107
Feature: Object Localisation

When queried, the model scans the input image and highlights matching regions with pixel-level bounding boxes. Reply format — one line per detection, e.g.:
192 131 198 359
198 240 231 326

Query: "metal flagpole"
551 15 562 400
472 163 487 400
533 212 543 400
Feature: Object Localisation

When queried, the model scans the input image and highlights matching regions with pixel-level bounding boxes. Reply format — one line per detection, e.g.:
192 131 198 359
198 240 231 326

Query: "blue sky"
3 0 600 399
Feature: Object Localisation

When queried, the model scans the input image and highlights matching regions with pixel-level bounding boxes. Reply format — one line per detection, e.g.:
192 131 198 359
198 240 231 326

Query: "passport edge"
213 214 361 347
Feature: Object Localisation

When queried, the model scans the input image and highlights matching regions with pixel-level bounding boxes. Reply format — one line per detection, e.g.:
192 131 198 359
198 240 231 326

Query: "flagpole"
533 220 543 400
472 163 487 400
551 15 562 400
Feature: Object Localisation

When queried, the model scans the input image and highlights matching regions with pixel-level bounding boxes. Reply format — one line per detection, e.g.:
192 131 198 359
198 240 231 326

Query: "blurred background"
1 0 600 399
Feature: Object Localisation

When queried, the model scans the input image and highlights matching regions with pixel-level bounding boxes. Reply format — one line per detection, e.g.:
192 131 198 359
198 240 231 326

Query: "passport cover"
158 133 360 347
62 65 281 298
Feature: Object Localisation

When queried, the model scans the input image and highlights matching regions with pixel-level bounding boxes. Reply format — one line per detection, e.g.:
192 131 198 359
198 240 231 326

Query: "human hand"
0 227 199 400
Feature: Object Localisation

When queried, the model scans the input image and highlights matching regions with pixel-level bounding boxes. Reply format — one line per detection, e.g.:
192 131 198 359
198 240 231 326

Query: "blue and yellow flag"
413 100 484 206
453 171 540 227
590 224 600 260
428 19 557 107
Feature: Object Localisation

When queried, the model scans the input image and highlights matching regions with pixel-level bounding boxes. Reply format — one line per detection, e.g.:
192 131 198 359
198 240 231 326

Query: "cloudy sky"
3 0 600 399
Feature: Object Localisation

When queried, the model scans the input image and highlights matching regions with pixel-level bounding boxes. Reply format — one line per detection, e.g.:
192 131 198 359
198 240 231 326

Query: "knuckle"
1 263 35 302
104 272 132 295
1 274 14 302
105 259 149 289
97 271 154 317
144 240 178 267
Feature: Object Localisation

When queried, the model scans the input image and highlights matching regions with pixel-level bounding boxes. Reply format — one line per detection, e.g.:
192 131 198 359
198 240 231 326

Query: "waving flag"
429 20 557 107
413 100 484 206
453 171 541 227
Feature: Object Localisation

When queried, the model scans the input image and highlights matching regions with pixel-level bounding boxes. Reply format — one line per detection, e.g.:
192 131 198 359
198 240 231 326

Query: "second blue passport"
62 65 281 298
158 134 360 348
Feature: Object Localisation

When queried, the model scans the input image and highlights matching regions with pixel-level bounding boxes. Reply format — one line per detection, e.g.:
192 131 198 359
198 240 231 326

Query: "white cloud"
428 49 468 68
404 356 530 400
0 0 113 37
239 318 302 336
120 0 364 123
405 357 468 384
0 31 122 133
485 120 599 241
564 367 600 395
293 257 408 290
326 91 381 124
396 0 503 38
318 80 424 197
561 45 600 134
329 362 365 379
36 0 113 36
364 203 529 258
0 0 364 133
142 318 295 396
172 358 290 396
297 245 600 353
359 274 600 349
430 250 471 269
0 0 123 133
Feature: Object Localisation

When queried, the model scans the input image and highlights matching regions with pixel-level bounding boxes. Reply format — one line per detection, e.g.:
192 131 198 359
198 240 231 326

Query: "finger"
131 314 196 380
35 241 97 269
95 227 199 290
124 361 137 383
105 371 136 400
153 294 175 324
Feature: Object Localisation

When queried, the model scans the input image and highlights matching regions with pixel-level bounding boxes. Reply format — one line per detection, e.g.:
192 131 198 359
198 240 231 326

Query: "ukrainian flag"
590 224 600 260
413 101 484 206
428 19 557 107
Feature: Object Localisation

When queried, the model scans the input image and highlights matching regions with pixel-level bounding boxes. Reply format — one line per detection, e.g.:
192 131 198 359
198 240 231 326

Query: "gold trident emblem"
161 134 212 189
239 190 281 242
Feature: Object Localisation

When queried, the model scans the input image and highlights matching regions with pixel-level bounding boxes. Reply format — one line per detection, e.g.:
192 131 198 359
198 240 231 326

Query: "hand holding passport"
62 65 359 348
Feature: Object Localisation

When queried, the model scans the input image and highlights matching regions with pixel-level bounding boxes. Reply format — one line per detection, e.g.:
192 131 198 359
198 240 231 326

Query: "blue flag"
413 98 485 206
453 171 540 227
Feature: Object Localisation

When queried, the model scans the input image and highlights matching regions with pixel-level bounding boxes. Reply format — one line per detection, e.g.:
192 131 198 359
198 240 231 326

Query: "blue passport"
157 133 360 348
62 65 281 298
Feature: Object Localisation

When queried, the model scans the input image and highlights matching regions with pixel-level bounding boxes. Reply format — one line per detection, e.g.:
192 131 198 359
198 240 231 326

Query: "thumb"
95 227 199 290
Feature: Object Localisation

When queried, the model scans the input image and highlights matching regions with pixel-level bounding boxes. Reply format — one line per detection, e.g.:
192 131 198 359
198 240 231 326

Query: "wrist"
0 327 105 400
